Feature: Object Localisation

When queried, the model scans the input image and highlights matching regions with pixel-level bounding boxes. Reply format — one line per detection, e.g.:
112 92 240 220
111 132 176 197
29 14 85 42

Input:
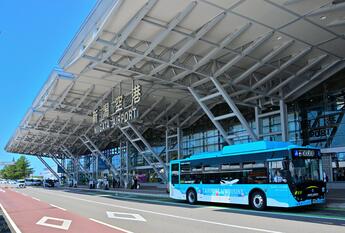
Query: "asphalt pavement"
1 186 343 233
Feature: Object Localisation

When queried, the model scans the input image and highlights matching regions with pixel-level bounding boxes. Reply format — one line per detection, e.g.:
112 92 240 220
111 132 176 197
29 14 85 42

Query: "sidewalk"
61 185 169 199
326 188 345 208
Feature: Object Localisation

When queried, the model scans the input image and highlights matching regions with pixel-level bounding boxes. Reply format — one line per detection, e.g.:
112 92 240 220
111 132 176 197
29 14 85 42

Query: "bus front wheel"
186 189 197 205
250 190 266 211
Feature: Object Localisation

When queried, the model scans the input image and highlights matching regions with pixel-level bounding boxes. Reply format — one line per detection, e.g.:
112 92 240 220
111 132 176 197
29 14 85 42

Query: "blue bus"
169 141 326 210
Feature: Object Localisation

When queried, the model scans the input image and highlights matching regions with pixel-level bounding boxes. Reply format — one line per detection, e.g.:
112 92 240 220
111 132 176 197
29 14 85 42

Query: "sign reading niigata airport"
93 83 142 133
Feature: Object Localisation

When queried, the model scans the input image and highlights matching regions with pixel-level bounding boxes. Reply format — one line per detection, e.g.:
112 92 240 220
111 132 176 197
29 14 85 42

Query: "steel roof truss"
214 31 273 78
86 0 158 72
124 1 196 71
44 118 73 152
308 2 345 16
171 22 251 82
268 54 328 95
167 102 193 125
232 40 294 84
153 100 178 123
180 106 201 127
71 85 95 112
140 97 164 120
252 47 312 90
285 60 343 99
146 12 226 77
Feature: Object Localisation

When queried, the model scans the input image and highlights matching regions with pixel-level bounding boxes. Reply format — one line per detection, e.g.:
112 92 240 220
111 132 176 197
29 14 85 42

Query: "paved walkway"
62 185 168 198
326 189 345 208
0 188 128 233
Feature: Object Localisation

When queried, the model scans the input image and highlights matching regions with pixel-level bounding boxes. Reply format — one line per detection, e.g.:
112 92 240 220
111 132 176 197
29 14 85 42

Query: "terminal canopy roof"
6 0 345 158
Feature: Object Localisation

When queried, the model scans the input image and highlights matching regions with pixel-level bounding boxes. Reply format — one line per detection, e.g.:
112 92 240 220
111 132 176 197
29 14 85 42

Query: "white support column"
165 129 169 164
177 127 181 160
255 106 262 140
125 141 129 189
119 142 123 186
74 156 79 184
165 127 181 162
280 99 289 142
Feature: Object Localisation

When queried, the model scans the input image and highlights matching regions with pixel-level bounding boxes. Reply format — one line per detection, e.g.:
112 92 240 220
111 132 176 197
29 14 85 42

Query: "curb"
62 186 169 199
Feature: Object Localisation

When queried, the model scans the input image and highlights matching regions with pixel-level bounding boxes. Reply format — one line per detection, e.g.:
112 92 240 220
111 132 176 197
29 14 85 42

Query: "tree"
0 156 34 180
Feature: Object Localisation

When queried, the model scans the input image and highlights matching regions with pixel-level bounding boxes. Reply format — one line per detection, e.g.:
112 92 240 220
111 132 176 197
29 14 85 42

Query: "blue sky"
0 0 97 175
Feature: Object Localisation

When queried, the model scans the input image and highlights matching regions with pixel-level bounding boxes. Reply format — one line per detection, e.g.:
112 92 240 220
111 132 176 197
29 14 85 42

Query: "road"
1 187 345 233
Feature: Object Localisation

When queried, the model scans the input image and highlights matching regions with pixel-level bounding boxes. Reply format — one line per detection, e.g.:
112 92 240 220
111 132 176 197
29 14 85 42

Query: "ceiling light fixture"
277 36 282 40
320 16 327 20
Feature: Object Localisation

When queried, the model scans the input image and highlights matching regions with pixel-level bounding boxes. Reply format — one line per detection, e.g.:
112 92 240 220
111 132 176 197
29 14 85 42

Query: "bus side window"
171 164 179 185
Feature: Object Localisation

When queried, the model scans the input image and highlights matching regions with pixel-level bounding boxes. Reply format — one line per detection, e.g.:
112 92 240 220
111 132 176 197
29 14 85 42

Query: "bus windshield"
289 158 321 184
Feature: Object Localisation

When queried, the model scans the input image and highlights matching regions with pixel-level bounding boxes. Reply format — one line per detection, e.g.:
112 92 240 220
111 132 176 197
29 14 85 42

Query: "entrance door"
321 147 345 182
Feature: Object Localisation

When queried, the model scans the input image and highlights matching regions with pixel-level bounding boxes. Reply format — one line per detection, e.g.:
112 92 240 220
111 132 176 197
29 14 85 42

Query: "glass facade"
332 153 345 182
180 112 301 158
298 88 345 148
70 70 345 183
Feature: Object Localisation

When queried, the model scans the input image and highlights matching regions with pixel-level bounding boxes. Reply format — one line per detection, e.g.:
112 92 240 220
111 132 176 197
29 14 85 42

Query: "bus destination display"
292 149 321 159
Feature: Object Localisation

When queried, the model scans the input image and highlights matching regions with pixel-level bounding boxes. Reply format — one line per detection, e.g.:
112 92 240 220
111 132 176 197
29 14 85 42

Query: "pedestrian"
112 178 116 189
133 175 138 189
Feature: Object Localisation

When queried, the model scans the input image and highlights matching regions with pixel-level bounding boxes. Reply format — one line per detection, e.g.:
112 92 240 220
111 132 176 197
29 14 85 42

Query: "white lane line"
0 203 22 233
99 194 345 222
47 192 282 233
89 218 134 233
32 197 40 201
50 204 66 211
34 188 345 222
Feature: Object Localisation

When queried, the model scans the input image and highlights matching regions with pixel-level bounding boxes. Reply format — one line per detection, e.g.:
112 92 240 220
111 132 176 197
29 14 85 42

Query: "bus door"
170 163 180 187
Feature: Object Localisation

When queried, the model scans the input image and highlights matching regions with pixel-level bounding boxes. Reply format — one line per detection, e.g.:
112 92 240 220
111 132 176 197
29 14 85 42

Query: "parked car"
16 179 26 188
44 179 55 188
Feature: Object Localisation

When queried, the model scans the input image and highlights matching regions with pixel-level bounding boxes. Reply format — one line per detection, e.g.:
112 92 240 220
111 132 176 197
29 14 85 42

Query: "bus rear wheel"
250 191 266 211
186 189 197 205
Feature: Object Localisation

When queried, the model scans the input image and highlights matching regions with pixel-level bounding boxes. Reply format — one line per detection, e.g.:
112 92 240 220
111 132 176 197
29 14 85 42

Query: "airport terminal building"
5 0 345 187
